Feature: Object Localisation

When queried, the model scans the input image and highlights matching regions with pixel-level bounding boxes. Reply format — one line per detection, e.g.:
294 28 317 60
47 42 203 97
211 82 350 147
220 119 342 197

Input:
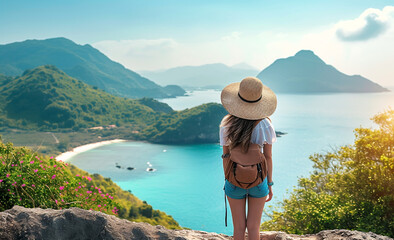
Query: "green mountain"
140 63 259 90
256 50 389 93
0 37 185 98
0 65 226 144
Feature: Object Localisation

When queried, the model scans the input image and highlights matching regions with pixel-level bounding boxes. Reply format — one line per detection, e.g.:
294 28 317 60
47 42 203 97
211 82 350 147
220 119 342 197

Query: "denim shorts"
224 177 269 199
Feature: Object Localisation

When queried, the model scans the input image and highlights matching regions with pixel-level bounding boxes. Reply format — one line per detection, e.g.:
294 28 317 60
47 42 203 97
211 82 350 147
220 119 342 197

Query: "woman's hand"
266 186 273 202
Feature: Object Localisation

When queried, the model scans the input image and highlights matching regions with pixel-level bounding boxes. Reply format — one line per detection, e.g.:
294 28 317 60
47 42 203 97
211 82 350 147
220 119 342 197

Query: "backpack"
222 143 267 189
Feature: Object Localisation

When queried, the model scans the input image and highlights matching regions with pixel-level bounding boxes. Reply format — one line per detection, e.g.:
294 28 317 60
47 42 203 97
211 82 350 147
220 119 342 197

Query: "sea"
68 89 394 235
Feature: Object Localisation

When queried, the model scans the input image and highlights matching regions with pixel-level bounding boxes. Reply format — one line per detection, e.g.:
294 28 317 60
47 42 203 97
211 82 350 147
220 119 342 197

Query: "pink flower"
50 156 54 159
34 169 38 172
52 175 56 179
98 205 101 207
76 174 80 177
30 161 34 164
59 186 65 190
6 174 10 178
20 160 23 163
21 184 26 187
0 179 3 182
53 165 57 168
55 200 58 204
32 184 35 187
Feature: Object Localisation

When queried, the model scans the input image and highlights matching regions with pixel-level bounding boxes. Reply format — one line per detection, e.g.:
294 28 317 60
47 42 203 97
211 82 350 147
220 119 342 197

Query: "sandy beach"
56 139 127 162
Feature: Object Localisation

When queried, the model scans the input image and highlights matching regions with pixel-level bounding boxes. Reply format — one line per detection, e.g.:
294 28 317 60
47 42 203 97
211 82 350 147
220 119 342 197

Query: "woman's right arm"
263 143 273 202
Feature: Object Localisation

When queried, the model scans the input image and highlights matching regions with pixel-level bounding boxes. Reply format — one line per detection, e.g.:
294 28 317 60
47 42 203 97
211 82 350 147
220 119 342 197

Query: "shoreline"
55 139 127 162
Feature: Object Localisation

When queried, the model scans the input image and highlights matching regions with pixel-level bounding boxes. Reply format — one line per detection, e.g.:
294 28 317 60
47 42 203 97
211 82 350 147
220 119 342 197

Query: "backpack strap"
223 180 228 227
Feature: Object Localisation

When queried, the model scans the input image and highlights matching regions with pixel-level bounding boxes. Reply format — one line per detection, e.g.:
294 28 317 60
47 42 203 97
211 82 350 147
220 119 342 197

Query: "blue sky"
1 0 394 86
1 0 392 43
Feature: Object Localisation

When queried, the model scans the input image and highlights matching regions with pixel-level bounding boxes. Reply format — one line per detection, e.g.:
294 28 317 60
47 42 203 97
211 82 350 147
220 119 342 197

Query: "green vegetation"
0 138 181 229
140 103 227 143
261 109 394 237
0 37 185 98
0 139 119 215
0 65 158 130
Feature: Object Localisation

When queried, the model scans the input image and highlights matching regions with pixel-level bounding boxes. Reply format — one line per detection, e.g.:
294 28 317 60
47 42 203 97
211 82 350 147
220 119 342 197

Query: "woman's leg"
227 196 247 240
246 195 267 240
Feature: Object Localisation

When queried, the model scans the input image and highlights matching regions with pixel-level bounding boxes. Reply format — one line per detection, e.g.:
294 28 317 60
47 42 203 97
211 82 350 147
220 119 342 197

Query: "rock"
0 206 392 240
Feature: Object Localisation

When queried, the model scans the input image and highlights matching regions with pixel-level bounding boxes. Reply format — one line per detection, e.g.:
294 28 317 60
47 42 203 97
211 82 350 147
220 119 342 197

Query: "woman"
219 76 277 240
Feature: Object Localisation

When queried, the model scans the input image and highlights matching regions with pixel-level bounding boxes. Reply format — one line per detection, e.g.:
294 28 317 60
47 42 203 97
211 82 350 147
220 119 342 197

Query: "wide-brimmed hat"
220 76 277 120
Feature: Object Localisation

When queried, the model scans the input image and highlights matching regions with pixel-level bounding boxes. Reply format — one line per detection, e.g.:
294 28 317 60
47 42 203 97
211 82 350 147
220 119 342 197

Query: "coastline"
55 139 127 162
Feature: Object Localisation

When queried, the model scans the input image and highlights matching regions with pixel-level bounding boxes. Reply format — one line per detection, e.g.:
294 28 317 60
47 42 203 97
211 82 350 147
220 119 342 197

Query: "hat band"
238 92 262 103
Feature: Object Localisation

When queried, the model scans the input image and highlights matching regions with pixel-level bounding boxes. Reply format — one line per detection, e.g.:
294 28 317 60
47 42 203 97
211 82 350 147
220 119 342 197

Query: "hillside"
0 65 160 130
140 103 228 144
257 50 389 93
0 37 185 98
0 65 230 145
141 63 259 90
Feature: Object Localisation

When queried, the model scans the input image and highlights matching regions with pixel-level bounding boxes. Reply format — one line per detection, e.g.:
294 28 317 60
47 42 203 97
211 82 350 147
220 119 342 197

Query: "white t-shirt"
219 117 277 153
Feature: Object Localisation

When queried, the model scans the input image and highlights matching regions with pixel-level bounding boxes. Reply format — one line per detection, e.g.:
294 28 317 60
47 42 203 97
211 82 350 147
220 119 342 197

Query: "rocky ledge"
0 206 392 240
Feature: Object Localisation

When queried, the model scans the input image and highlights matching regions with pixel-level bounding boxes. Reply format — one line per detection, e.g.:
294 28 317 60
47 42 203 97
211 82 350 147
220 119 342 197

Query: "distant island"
140 63 259 90
0 37 185 99
257 50 389 93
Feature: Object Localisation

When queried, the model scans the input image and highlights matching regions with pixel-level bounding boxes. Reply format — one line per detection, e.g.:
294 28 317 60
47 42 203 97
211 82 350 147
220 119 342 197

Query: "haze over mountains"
140 63 260 90
0 38 185 99
143 50 388 93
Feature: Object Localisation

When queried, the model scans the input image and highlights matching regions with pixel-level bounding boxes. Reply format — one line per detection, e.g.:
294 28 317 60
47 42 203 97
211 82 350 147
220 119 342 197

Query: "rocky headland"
0 206 392 240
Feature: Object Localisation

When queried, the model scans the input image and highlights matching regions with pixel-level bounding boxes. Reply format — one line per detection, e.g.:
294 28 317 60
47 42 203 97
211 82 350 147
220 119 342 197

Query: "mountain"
0 37 185 98
140 63 260 90
0 65 160 129
0 65 227 144
256 50 389 93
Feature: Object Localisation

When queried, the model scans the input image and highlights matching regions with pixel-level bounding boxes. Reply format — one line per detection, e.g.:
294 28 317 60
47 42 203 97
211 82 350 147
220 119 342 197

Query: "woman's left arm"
263 143 273 202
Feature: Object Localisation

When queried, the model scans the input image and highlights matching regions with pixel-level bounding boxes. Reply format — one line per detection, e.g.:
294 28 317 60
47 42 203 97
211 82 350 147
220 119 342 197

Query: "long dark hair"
220 114 270 152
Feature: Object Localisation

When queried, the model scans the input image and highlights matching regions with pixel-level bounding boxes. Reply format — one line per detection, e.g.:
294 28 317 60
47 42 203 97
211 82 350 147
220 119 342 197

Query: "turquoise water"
68 90 394 235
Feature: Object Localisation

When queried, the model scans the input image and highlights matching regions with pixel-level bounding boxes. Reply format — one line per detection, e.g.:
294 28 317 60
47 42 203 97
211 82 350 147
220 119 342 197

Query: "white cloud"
92 39 179 70
335 6 394 41
221 31 241 41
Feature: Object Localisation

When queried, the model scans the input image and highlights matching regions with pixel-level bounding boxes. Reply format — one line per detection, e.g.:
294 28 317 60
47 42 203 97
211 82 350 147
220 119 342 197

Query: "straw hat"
220 77 277 120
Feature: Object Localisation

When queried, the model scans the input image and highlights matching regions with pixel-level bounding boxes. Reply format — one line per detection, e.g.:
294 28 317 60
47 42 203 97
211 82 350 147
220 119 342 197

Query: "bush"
261 109 394 237
0 141 120 215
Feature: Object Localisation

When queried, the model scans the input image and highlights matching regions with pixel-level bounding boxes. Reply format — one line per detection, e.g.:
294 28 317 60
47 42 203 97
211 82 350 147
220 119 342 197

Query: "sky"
1 0 394 87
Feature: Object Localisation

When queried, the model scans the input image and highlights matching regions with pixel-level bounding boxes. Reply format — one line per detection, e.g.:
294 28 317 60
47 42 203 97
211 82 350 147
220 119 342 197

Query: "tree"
261 109 394 237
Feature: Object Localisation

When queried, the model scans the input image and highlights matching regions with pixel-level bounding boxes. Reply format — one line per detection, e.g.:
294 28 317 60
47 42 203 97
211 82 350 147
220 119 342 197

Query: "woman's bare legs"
246 195 267 240
227 196 247 240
